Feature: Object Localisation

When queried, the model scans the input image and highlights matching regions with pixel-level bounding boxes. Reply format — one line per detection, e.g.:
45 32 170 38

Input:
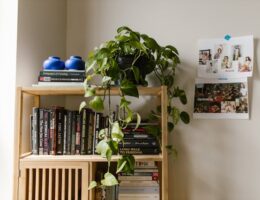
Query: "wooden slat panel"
75 169 79 200
35 168 39 200
18 169 26 200
55 168 59 200
48 169 53 200
61 168 65 200
68 169 72 200
42 168 46 200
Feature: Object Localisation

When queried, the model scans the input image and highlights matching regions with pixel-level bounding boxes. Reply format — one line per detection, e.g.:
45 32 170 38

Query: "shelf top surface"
20 154 163 163
20 86 164 96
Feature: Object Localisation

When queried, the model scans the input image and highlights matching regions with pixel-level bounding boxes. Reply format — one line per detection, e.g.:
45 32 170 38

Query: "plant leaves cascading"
80 26 190 189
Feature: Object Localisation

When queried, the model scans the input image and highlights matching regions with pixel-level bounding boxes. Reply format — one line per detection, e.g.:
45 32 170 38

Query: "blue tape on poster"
224 34 231 41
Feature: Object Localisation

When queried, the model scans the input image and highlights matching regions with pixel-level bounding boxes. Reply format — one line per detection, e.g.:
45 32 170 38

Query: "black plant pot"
117 55 155 85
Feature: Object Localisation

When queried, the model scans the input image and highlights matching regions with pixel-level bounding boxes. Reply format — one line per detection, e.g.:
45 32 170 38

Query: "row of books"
30 106 160 156
95 161 160 200
30 106 107 155
35 70 85 86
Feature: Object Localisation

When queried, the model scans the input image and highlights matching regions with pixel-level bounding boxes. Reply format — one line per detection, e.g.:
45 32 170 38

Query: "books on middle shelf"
30 106 161 156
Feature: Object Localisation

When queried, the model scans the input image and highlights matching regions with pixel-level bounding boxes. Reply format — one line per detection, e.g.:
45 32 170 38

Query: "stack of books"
118 161 160 200
119 123 160 155
35 70 85 86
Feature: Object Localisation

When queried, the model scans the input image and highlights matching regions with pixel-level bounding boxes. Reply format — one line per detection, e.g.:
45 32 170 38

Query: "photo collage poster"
194 35 253 119
198 35 254 78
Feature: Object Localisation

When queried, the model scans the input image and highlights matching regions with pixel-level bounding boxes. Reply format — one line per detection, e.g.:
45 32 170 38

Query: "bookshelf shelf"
14 86 168 200
20 154 163 163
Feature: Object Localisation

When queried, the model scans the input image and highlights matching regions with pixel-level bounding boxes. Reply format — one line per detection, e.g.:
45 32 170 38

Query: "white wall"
66 0 260 200
0 0 18 199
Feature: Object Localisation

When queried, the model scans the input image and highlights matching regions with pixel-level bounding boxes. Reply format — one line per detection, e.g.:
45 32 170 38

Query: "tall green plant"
80 26 189 189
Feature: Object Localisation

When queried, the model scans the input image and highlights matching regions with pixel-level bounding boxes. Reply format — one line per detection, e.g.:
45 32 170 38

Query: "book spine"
80 108 89 155
32 107 39 155
49 109 57 155
56 109 64 155
93 113 102 154
63 112 67 155
75 113 81 155
38 108 44 155
123 133 154 139
40 70 85 77
119 139 158 148
66 111 72 155
71 111 76 155
87 112 94 154
43 109 50 155
38 76 85 82
118 175 158 181
30 114 33 154
119 147 160 155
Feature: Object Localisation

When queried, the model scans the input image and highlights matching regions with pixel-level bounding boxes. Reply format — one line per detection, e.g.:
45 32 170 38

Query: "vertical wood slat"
18 169 26 200
33 95 40 107
161 86 168 200
42 168 46 200
28 168 33 200
55 169 59 200
81 164 89 200
49 169 53 200
61 168 65 200
75 169 79 200
68 169 72 200
35 168 39 200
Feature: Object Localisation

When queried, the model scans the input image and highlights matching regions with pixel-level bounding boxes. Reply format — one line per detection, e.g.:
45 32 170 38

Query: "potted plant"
80 26 189 189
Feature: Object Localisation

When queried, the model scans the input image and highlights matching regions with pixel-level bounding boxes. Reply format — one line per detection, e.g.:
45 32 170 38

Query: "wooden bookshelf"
13 86 168 200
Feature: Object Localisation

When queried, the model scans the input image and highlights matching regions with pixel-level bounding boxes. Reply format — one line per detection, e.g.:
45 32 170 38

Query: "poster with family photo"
198 35 253 78
193 78 249 119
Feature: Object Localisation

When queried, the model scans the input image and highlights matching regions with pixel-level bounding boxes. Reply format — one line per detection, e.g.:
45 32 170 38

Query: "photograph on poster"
198 35 253 78
193 78 249 119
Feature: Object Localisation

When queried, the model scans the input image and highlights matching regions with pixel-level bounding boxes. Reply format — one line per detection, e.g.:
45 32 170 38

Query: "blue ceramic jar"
43 56 65 70
65 56 85 70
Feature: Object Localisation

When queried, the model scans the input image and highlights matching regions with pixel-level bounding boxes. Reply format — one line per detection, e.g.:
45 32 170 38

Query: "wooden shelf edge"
21 86 162 96
20 154 163 163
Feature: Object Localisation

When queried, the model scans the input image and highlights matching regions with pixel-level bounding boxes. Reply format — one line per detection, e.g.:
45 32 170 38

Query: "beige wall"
66 0 260 200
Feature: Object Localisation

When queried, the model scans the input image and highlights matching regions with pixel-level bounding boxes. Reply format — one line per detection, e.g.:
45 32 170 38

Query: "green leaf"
120 96 131 108
120 79 139 97
180 94 187 104
101 172 118 186
124 107 133 123
95 140 110 157
116 160 127 173
165 45 179 55
172 107 180 125
106 148 112 162
79 101 87 113
86 60 96 73
107 140 118 154
168 122 174 132
132 66 140 82
88 181 97 190
99 128 106 139
180 111 190 124
111 122 124 142
134 113 141 130
89 96 104 111
85 87 95 97
117 26 132 34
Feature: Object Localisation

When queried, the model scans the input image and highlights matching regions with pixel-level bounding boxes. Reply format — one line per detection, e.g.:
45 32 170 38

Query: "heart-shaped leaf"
180 111 190 124
101 172 118 186
89 96 104 111
120 79 139 98
88 181 97 190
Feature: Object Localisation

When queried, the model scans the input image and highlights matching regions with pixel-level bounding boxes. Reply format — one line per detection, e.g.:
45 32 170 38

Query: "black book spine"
56 109 64 155
93 113 102 154
66 111 72 155
123 133 154 140
71 111 76 155
63 112 67 155
49 109 57 155
43 109 50 155
119 139 159 148
75 113 81 155
38 108 44 155
32 107 39 155
87 112 94 154
39 70 85 77
80 108 89 155
119 147 160 155
38 76 85 82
